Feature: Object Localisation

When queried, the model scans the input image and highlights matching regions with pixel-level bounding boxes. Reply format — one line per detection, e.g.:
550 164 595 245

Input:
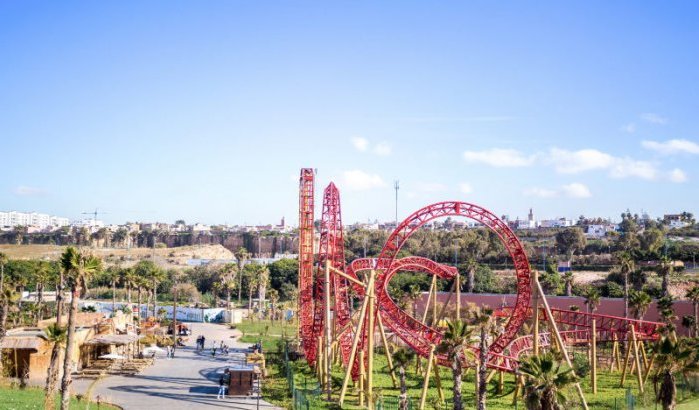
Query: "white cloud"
640 113 668 124
523 187 558 198
642 139 699 155
14 186 47 196
668 168 688 183
463 148 535 167
341 170 386 191
351 137 369 152
524 183 592 199
458 183 473 194
416 182 448 192
621 123 636 133
561 183 592 198
548 148 614 173
373 142 392 156
609 158 658 180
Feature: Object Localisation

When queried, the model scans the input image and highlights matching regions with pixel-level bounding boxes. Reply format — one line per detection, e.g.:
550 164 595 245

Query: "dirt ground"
0 244 234 269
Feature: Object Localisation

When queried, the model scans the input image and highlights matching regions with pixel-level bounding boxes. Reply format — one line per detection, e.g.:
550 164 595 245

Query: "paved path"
74 323 281 410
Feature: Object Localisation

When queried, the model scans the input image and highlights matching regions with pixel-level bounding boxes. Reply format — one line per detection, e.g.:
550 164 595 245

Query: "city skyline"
2 2 698 225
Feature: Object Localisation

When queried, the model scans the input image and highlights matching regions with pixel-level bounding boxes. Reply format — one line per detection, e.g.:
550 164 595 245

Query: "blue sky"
1 2 698 225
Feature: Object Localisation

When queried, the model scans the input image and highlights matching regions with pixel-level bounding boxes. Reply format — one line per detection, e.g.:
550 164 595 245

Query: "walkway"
74 322 280 410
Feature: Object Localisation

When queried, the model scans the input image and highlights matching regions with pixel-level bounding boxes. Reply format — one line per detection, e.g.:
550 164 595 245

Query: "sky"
1 2 698 226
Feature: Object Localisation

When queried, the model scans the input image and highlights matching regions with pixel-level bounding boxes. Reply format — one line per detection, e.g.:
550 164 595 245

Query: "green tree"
59 247 102 410
617 252 636 318
652 336 699 410
103 265 121 315
640 228 665 255
436 320 472 410
217 263 238 310
628 290 652 320
583 288 601 314
518 352 578 410
685 285 699 337
43 323 67 410
134 260 165 317
390 347 415 410
234 247 250 304
555 227 587 260
657 256 674 297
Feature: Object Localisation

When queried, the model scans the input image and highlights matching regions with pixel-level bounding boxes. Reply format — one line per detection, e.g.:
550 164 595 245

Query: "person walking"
216 375 227 399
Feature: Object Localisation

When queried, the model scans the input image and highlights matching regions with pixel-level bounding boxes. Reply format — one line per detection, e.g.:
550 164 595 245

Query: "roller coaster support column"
630 325 644 394
535 276 589 410
367 270 377 409
591 319 597 394
324 260 332 400
338 270 376 406
532 271 540 356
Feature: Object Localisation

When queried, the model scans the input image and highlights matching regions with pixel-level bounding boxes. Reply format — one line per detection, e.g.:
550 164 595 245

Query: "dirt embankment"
0 244 234 270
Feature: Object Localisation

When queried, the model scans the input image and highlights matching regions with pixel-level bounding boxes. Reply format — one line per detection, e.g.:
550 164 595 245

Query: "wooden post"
512 375 522 405
498 371 504 394
359 350 365 407
534 277 589 410
377 314 398 388
591 319 597 394
338 271 375 405
620 330 633 387
630 325 644 394
419 345 435 410
421 277 435 325
642 353 656 387
611 333 621 371
367 270 376 410
639 340 649 368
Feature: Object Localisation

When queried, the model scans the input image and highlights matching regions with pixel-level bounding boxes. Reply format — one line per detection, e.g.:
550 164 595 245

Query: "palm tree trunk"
662 274 669 297
566 279 573 297
399 366 408 410
658 370 676 410
624 272 630 318
60 289 79 410
37 283 44 323
248 288 253 317
452 356 463 410
467 267 475 293
694 302 698 337
478 327 488 410
226 288 231 310
258 284 266 319
152 282 158 318
137 288 142 324
44 339 62 409
112 279 116 314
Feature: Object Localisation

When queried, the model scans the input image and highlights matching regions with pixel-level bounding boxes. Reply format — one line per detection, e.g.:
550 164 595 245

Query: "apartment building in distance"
0 211 70 230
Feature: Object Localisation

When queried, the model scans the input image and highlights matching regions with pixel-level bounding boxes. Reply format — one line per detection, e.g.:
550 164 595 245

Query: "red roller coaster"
297 169 663 378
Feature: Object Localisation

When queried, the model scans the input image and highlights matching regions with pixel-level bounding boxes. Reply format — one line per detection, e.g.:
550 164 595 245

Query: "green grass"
238 320 699 410
0 386 119 410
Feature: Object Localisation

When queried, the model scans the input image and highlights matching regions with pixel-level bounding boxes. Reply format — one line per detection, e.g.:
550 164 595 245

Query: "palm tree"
267 288 279 321
618 252 636 318
121 267 137 304
583 288 601 314
563 271 574 297
0 252 10 340
391 347 415 410
407 284 422 318
234 247 250 304
686 286 699 337
657 296 677 334
45 268 66 400
211 281 222 308
104 265 121 314
59 247 102 410
658 256 674 297
473 308 495 410
256 265 270 316
33 261 53 324
629 290 652 320
681 316 696 337
44 323 68 410
518 352 578 410
652 336 699 410
464 256 478 293
436 319 472 410
218 263 238 310
244 266 260 317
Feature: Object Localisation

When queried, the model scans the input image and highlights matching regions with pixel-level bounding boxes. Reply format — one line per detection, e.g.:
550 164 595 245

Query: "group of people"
211 340 230 357
165 345 176 359
195 335 207 351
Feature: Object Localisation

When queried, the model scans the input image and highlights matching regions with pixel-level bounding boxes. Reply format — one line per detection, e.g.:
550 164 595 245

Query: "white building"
540 218 574 228
0 211 70 229
586 224 617 238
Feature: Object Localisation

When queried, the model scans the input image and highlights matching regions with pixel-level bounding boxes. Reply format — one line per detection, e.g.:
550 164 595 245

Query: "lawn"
0 386 119 410
238 320 699 410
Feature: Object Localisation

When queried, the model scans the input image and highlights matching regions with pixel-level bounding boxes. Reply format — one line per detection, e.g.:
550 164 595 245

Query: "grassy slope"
238 320 699 410
0 386 119 410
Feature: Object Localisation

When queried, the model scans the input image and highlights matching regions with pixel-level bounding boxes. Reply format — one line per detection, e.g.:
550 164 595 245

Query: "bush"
601 282 624 298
